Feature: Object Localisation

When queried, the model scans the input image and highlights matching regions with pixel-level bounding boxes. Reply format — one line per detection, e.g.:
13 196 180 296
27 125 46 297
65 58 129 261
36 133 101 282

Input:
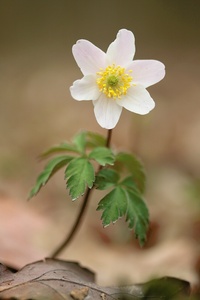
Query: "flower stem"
50 129 112 258
106 128 112 148
51 187 92 258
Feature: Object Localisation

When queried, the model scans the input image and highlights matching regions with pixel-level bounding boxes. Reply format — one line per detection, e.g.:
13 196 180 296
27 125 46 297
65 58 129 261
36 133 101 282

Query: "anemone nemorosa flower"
70 29 165 129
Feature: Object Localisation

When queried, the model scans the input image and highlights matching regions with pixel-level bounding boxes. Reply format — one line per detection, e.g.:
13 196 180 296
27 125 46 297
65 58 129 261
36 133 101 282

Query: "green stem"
51 129 112 258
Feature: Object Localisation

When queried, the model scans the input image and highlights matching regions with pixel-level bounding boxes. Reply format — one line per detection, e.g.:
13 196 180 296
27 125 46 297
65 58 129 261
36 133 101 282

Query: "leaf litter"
0 258 190 299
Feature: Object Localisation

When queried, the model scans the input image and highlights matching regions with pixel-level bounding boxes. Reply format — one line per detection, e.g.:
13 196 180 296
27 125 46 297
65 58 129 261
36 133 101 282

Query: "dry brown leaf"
0 258 190 300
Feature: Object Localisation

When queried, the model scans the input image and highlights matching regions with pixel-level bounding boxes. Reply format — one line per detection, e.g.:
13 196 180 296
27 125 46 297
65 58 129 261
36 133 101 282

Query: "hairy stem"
51 129 112 258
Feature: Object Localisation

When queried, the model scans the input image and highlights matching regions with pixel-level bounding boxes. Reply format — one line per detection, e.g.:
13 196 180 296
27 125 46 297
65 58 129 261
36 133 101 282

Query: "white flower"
70 29 165 129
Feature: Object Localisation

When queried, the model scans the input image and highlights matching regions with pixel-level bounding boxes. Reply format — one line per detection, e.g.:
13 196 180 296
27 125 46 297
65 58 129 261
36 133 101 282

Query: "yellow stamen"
96 64 133 99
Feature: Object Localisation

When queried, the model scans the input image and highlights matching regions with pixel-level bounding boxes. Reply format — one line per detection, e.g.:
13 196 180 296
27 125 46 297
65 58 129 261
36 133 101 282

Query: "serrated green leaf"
85 131 106 148
39 131 107 160
97 187 127 224
97 177 149 246
29 155 73 199
124 187 149 245
65 157 95 200
89 147 115 166
73 132 86 153
116 152 146 193
120 176 141 193
95 168 120 190
40 143 80 159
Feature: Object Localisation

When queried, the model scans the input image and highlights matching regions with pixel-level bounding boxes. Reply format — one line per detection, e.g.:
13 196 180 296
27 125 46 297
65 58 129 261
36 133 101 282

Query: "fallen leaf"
0 258 190 299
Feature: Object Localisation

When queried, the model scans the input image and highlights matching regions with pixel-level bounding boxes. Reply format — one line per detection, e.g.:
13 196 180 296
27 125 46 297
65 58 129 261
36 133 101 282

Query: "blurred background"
0 0 200 287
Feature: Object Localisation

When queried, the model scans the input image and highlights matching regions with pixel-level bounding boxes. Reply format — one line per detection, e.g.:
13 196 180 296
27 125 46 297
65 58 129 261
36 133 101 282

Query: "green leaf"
115 152 146 193
40 143 80 159
122 179 149 245
85 131 106 148
97 176 149 246
120 176 141 193
97 187 127 224
88 147 115 166
39 131 107 160
29 155 73 199
95 168 120 190
142 277 190 299
73 132 86 153
65 157 95 200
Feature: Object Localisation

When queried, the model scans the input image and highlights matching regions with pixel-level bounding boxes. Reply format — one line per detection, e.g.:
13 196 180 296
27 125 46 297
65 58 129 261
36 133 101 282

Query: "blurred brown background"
0 0 200 287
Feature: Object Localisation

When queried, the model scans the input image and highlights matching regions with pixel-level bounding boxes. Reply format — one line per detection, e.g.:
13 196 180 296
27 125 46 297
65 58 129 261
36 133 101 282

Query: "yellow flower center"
96 65 133 99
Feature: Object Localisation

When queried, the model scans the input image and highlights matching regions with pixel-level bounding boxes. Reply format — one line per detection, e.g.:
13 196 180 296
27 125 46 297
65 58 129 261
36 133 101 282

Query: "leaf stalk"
51 129 112 258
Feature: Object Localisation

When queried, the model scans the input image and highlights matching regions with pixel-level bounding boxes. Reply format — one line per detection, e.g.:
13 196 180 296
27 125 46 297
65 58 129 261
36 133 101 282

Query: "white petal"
106 29 135 66
72 40 106 75
93 95 122 129
127 60 165 88
70 75 100 101
116 85 155 115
